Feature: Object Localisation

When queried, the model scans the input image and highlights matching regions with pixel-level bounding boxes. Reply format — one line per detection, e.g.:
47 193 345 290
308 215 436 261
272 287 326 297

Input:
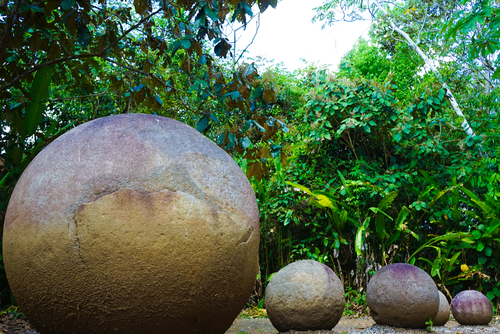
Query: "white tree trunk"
373 0 477 139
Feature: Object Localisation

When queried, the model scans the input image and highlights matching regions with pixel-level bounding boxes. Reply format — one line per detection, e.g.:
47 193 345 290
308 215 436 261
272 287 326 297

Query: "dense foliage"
0 0 283 307
1 0 500 317
245 0 500 311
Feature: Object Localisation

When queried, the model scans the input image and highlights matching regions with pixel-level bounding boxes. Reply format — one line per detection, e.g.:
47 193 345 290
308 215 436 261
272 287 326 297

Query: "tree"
443 0 500 81
0 0 290 309
313 0 483 148
0 0 286 213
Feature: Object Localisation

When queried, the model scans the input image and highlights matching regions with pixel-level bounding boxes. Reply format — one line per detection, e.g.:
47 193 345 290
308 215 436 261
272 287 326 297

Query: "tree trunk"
373 0 478 140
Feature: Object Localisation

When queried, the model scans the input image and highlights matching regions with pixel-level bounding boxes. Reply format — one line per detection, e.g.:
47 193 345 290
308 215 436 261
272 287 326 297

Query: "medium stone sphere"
3 114 260 334
265 260 345 332
451 290 493 325
366 263 439 328
433 291 450 326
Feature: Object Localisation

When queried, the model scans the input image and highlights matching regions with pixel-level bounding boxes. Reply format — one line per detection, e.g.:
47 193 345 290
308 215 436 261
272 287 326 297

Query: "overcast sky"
228 0 372 72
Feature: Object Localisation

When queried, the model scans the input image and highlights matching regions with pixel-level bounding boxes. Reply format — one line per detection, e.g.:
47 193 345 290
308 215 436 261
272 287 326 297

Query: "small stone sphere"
366 263 439 328
433 291 451 326
451 290 493 325
3 114 260 334
265 260 345 332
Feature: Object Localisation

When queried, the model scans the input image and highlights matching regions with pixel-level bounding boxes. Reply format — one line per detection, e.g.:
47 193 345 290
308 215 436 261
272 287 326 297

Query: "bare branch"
52 92 110 102
99 8 163 56
371 0 482 152
236 13 261 64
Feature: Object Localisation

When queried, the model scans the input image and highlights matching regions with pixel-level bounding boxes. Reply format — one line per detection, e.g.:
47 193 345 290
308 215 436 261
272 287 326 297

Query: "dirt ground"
226 316 500 334
1 313 499 334
226 316 374 333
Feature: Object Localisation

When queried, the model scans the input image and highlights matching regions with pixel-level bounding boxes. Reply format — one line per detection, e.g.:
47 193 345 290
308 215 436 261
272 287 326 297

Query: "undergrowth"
343 287 368 317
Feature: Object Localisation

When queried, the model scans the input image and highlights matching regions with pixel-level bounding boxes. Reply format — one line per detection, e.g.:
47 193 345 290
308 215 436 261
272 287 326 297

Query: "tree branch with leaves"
313 0 484 152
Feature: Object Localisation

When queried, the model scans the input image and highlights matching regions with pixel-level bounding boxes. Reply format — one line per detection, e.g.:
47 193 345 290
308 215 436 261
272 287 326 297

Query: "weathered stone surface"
3 114 260 334
366 263 439 328
265 260 345 332
451 290 493 325
433 291 451 326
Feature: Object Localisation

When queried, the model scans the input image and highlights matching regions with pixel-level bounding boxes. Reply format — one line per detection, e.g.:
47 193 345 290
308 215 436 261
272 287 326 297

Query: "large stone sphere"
3 114 260 334
265 260 345 332
366 263 439 328
433 291 450 326
451 290 493 325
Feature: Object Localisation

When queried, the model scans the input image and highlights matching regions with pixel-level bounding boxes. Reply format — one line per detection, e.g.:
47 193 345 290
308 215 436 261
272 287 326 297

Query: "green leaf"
395 206 410 229
210 113 220 123
24 102 45 136
155 96 162 106
337 171 353 197
251 85 264 100
355 225 365 257
30 66 54 103
486 220 500 235
493 67 500 80
253 120 266 132
284 210 293 226
214 40 230 57
243 120 253 132
25 65 54 136
438 89 445 100
10 146 23 164
339 210 347 224
285 181 313 195
378 191 398 211
460 186 496 218
181 38 191 49
387 231 401 245
241 137 251 149
205 5 219 21
77 25 91 47
20 3 45 12
314 194 334 209
466 136 475 147
132 84 145 92
194 10 206 28
375 214 386 241
61 0 75 11
242 1 253 16
448 251 461 271
476 241 485 252
484 247 492 257
420 170 441 191
258 0 270 12
196 115 209 133
487 291 495 301
408 232 474 261
472 230 482 240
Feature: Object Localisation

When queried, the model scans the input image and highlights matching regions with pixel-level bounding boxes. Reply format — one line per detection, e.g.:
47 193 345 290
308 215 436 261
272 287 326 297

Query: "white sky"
228 0 372 72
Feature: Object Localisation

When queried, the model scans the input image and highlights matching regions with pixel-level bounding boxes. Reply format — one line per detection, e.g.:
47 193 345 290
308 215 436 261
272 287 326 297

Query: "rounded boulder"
451 290 493 325
265 260 345 332
366 263 439 328
3 114 260 334
433 291 451 326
